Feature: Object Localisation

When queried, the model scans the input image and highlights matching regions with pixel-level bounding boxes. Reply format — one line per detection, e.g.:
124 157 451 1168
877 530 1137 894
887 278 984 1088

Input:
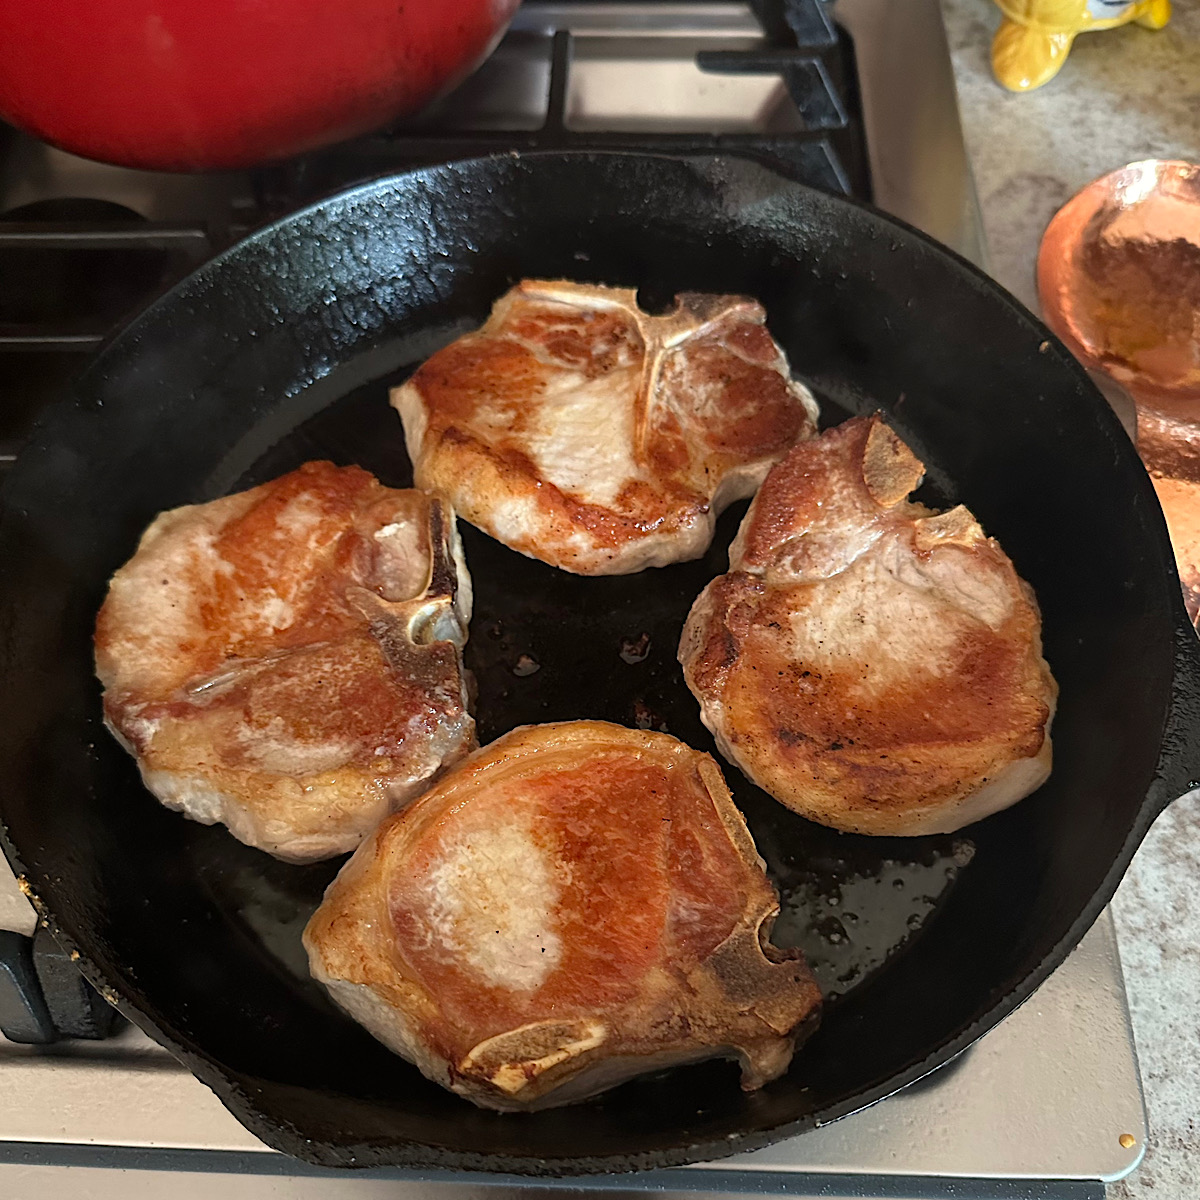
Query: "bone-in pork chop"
304 721 821 1110
679 416 1057 836
95 462 474 862
390 280 819 575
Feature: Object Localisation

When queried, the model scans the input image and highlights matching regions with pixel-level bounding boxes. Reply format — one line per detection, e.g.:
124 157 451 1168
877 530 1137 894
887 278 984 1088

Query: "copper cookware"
1039 159 1200 622
1038 159 1200 473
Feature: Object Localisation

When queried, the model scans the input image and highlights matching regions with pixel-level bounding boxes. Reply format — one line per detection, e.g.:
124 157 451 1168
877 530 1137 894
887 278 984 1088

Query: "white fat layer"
396 388 429 467
141 768 234 825
142 765 400 863
446 512 473 628
417 815 561 991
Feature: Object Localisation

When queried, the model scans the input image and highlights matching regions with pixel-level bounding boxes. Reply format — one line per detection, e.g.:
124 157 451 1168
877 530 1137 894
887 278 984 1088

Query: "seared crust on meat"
304 721 821 1110
94 462 474 861
390 280 819 575
680 416 1057 836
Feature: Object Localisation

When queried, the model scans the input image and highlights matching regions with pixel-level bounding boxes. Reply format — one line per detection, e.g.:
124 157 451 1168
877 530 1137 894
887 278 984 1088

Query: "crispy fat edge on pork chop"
390 279 820 575
304 720 822 1111
94 461 476 862
679 415 1058 836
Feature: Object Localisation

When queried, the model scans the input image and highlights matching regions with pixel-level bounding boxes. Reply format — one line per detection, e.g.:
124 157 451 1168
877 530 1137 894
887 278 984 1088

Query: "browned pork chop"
679 416 1057 836
390 280 819 575
304 721 821 1111
95 462 474 862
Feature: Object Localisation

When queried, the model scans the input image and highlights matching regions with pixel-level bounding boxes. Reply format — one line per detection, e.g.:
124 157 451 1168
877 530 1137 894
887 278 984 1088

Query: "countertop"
940 3 1200 1195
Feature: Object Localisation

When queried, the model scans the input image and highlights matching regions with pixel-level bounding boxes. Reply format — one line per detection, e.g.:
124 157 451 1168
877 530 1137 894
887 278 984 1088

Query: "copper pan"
1039 159 1200 623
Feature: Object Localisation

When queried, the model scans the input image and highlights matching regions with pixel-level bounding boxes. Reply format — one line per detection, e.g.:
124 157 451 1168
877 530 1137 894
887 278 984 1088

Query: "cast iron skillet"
1 152 1198 1174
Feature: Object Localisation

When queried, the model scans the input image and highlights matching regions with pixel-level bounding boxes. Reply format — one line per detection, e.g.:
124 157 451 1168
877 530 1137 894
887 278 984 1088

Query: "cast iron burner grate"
254 0 868 211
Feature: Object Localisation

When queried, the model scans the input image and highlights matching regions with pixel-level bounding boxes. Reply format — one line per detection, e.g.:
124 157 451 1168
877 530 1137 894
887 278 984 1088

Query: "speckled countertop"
939 3 1200 1195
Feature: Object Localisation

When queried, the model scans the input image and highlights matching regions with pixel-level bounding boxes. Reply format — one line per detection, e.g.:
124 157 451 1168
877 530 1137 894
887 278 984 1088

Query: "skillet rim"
0 148 1191 1175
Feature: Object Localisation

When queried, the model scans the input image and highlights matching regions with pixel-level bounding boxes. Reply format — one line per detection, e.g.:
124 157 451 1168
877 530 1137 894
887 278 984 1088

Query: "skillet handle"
1150 614 1200 814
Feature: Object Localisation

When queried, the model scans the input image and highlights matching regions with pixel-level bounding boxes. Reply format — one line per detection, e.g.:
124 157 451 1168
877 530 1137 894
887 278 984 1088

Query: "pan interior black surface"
0 152 1188 1173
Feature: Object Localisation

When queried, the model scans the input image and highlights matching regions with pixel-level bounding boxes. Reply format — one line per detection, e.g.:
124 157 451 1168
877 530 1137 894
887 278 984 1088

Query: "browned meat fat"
391 280 819 575
679 416 1057 836
94 461 474 861
304 721 821 1110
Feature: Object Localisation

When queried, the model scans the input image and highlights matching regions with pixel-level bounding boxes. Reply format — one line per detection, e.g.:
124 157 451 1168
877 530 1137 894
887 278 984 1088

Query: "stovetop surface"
0 911 1145 1196
0 1 1138 1194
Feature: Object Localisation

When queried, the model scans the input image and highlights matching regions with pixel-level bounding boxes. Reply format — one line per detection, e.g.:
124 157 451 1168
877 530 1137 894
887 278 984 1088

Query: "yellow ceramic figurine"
992 0 1171 91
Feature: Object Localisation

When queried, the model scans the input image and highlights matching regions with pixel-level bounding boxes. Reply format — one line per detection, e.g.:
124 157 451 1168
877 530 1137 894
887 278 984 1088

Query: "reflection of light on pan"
771 839 976 999
1121 160 1162 207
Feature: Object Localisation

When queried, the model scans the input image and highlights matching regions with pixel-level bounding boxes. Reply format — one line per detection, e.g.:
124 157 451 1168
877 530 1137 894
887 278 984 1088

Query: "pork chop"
304 720 821 1111
94 461 474 862
390 280 819 575
679 416 1057 836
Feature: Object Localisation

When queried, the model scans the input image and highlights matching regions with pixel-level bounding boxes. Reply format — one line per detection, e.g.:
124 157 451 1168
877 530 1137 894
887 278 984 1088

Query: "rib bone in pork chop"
679 416 1057 836
390 280 819 575
95 462 474 862
304 721 822 1111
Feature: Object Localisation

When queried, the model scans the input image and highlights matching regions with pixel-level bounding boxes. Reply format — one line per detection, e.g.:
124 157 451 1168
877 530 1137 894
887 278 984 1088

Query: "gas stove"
0 1 1144 1197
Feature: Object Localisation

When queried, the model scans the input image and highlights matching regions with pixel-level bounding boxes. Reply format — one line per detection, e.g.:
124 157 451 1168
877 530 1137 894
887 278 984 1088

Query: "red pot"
0 0 520 171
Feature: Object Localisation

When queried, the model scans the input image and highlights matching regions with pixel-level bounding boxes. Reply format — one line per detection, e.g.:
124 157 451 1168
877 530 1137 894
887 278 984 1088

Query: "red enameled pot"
0 0 520 170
